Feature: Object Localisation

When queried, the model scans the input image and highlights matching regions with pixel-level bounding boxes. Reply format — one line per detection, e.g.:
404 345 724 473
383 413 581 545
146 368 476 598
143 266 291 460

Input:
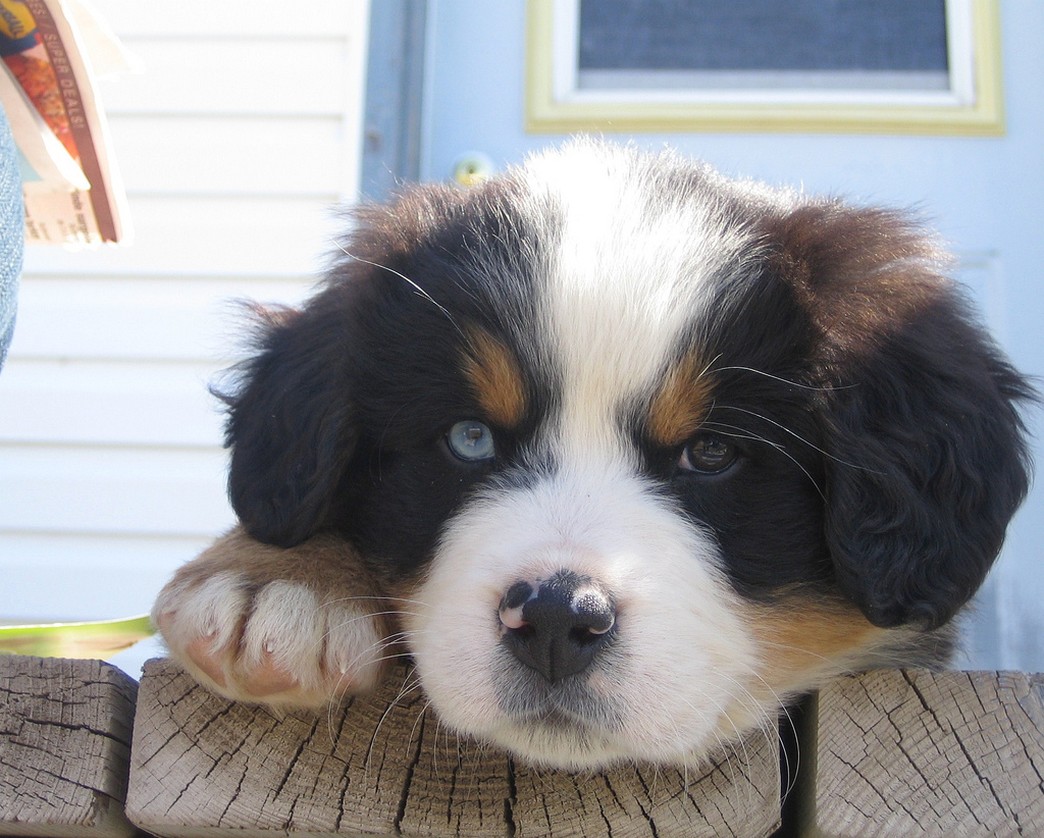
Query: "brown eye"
678 433 737 474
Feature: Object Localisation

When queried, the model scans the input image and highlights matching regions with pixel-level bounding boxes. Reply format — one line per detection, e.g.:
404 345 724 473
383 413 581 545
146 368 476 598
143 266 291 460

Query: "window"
527 0 1002 134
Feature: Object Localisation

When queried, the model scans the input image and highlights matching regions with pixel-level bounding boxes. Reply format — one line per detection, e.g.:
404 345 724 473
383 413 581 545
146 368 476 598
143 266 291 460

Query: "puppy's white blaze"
409 146 774 767
520 143 754 462
408 459 761 768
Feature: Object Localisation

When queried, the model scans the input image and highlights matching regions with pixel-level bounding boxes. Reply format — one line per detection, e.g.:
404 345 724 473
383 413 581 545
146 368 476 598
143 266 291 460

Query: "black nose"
499 571 616 683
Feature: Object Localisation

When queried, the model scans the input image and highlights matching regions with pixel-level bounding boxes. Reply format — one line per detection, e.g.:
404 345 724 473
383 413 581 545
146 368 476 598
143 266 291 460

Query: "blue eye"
447 420 496 462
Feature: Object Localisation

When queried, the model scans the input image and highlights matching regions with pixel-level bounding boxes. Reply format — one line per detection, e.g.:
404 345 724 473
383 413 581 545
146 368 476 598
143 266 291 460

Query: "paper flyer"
0 0 129 245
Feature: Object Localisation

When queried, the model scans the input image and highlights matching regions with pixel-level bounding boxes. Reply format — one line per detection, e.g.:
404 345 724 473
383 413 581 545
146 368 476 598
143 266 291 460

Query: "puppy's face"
225 143 1030 769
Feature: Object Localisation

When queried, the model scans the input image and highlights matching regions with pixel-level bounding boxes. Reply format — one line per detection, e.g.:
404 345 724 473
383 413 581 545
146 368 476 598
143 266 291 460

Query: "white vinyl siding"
0 0 369 622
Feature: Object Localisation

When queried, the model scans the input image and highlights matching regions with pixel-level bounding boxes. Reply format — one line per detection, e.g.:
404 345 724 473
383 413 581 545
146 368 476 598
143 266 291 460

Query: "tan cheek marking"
646 352 714 447
462 328 527 429
746 598 887 697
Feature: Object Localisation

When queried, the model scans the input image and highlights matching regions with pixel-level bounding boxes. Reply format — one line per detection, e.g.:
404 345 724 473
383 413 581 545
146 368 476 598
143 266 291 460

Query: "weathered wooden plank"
803 669 1044 837
127 658 780 838
0 656 139 837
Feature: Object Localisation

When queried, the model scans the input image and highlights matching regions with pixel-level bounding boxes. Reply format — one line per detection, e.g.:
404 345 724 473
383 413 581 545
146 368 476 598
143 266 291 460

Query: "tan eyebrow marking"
646 351 715 447
461 327 527 429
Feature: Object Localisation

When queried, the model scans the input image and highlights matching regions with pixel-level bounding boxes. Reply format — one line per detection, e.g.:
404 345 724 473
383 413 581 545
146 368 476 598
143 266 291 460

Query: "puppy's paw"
153 527 394 708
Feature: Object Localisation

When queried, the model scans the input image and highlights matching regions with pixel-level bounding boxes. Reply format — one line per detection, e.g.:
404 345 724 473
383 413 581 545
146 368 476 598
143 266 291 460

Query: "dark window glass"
577 0 948 75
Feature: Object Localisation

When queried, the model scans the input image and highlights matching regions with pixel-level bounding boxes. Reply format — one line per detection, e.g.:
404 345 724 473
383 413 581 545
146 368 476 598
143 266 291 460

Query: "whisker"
710 365 858 393
703 420 827 499
322 594 432 609
751 637 834 667
715 404 883 475
726 659 805 803
673 689 754 812
365 667 425 777
323 608 425 628
331 241 465 339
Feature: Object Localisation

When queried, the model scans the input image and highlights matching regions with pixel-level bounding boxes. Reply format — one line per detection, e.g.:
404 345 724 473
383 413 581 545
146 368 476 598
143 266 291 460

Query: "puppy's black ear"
822 315 1031 629
221 305 358 547
782 206 1033 629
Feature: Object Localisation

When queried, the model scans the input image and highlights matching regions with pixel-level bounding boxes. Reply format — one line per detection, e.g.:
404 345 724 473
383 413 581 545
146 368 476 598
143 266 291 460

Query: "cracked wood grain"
0 655 139 837
126 658 780 837
803 669 1044 837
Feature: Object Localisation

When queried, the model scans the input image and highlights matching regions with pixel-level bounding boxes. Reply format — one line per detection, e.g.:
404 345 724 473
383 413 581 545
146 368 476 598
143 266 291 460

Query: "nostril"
570 589 615 635
568 626 606 650
502 580 535 609
499 580 536 630
500 572 617 682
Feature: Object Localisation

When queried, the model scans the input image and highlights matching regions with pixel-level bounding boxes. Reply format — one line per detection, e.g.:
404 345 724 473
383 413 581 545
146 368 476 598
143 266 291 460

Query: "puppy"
154 141 1032 771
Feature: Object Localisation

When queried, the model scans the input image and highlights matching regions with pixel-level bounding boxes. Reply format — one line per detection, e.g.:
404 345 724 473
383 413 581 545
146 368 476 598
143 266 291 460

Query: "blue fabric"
0 104 24 371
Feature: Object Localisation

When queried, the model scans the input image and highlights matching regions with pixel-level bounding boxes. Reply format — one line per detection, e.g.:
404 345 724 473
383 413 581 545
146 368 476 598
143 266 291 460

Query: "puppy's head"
224 141 1032 769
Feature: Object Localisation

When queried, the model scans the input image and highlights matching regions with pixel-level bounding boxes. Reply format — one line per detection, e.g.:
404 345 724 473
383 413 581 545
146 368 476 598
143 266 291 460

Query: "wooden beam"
801 669 1044 836
0 655 138 837
9 655 1038 836
126 658 781 838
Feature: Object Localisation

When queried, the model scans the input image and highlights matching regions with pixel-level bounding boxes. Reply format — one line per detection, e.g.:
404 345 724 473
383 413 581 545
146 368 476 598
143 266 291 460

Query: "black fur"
766 204 1033 628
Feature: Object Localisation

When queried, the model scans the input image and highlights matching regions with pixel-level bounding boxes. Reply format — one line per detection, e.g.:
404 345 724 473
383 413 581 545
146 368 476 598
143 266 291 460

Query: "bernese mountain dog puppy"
154 140 1032 771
